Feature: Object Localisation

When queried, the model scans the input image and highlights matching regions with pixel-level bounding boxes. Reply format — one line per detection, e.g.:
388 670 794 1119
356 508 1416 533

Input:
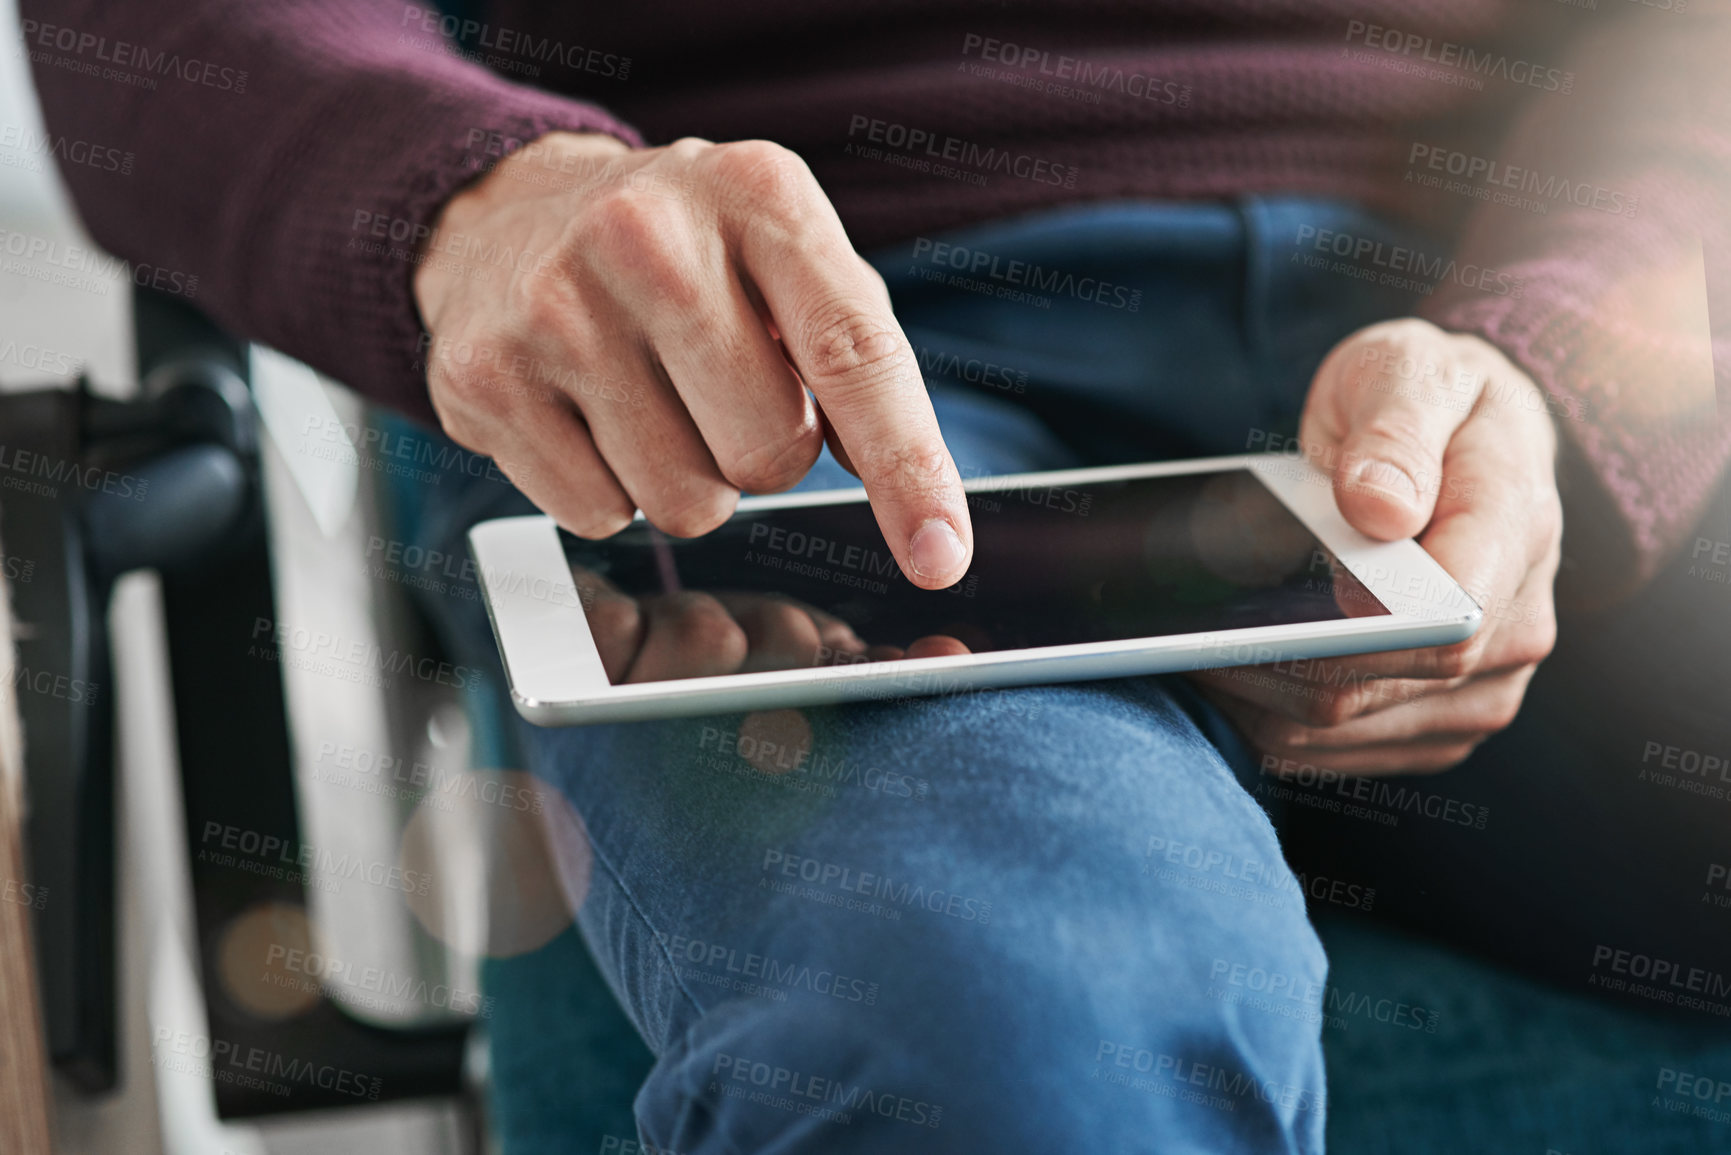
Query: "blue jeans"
402 198 1434 1154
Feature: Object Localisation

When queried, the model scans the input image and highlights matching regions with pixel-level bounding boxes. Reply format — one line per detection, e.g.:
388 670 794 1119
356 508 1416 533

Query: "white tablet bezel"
470 453 1482 726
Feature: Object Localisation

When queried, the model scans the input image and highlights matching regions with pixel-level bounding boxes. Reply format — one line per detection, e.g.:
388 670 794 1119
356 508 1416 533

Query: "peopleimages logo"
1343 20 1574 94
913 343 1028 394
909 237 1142 311
0 226 197 298
1657 1068 1731 1115
0 444 149 501
959 33 1191 107
398 5 630 79
0 339 84 377
654 930 882 1005
1260 755 1490 829
1407 143 1638 218
747 523 900 580
151 1028 380 1100
709 1052 943 1128
761 849 992 924
264 943 493 1018
199 820 434 896
18 20 250 92
0 123 133 174
1292 223 1523 299
1092 1043 1321 1114
248 616 483 691
845 114 1079 188
1590 944 1731 1011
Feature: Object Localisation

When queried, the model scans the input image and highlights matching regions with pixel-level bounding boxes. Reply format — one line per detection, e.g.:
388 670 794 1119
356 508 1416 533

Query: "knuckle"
565 501 636 540
433 407 482 453
1529 612 1558 662
582 191 700 305
435 413 481 455
1425 635 1485 680
1252 713 1317 752
425 357 466 411
587 187 667 246
1304 687 1362 728
1484 692 1524 734
723 423 823 492
519 294 582 355
1425 646 1471 681
427 355 478 403
1507 606 1558 667
651 486 739 538
664 135 712 160
857 255 890 294
711 139 812 206
1351 412 1435 468
1327 319 1429 376
429 367 499 436
852 438 952 502
800 302 912 389
1535 494 1565 542
502 258 584 348
1361 317 1445 354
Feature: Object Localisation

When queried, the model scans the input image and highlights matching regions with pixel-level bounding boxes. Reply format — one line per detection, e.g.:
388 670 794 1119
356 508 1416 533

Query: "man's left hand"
1192 318 1563 775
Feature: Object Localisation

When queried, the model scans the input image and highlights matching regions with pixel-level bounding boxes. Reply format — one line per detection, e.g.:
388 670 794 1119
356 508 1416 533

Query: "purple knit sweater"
20 0 1731 601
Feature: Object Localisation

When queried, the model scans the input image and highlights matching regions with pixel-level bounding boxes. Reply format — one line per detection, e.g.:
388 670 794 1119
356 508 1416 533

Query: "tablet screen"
559 468 1388 683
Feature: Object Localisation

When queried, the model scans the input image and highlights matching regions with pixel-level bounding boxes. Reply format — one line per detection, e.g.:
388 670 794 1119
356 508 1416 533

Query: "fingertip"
906 516 971 589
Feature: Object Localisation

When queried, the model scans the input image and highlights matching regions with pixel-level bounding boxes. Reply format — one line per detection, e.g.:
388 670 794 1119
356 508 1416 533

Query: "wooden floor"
0 516 54 1153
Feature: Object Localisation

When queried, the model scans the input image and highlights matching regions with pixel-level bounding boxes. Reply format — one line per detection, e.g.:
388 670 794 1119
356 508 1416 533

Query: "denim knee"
626 685 1329 1155
634 895 1325 1155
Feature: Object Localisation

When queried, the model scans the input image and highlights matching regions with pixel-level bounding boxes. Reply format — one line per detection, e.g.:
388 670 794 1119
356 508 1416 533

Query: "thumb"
1321 364 1477 543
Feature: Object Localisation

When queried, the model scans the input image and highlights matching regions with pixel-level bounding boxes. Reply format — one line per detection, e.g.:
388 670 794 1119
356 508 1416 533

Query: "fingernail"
909 518 967 581
1351 459 1418 504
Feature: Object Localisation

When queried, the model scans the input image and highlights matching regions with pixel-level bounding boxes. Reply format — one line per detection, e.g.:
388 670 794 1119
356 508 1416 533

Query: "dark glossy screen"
560 469 1388 684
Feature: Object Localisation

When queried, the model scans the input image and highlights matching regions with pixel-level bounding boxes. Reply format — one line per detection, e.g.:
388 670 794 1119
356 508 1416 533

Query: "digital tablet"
469 454 1481 726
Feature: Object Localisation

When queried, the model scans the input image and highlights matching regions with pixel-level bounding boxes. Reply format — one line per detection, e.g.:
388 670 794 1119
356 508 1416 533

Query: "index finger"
729 167 973 589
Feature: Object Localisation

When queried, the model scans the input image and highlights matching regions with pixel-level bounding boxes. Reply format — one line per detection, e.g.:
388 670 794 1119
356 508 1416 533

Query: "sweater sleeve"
1417 6 1731 607
19 0 640 424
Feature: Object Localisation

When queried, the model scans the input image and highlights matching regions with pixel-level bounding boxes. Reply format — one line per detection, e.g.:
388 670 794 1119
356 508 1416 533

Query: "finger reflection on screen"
572 565 973 683
712 591 867 674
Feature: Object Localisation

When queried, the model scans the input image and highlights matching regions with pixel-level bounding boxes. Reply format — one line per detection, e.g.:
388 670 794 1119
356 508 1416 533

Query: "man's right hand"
413 132 973 590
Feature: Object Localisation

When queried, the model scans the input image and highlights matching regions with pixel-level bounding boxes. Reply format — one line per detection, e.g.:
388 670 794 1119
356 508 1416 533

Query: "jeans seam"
578 830 780 1155
577 820 764 1155
559 792 711 1045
